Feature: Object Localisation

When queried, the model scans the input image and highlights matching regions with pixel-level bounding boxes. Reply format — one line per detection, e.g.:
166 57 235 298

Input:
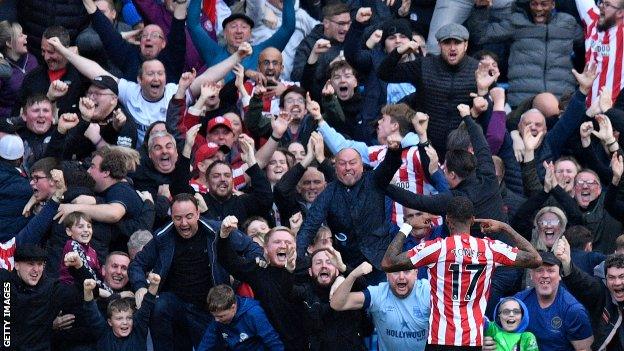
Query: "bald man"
296 145 404 284
245 47 297 116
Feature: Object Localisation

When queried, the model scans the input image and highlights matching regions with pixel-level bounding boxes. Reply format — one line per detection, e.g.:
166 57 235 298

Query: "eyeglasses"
261 60 281 67
327 19 352 28
575 179 600 187
599 0 622 10
30 175 49 183
285 97 304 104
500 308 522 316
86 91 115 98
141 33 164 40
538 219 560 227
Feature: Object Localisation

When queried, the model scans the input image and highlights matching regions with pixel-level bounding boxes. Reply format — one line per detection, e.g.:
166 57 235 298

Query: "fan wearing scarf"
484 297 538 351
60 211 111 294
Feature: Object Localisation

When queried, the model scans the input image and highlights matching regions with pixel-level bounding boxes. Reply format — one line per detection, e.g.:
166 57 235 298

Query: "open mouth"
111 275 124 283
544 230 555 241
613 287 624 299
276 250 287 261
396 282 407 291
159 154 172 169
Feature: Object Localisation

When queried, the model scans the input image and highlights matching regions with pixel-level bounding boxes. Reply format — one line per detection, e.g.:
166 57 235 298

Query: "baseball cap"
222 13 255 29
538 251 562 269
14 244 47 262
435 23 469 42
91 75 119 95
207 116 233 133
0 134 24 161
194 142 230 169
381 19 412 45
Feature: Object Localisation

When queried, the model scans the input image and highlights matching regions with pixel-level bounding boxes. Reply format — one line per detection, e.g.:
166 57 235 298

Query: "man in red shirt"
382 196 541 350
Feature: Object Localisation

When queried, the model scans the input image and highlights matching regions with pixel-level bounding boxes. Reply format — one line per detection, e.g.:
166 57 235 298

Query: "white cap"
0 134 24 160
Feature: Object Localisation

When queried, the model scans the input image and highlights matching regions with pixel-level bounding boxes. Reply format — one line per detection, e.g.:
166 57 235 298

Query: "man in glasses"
573 169 622 254
575 0 624 105
80 0 187 82
291 2 351 98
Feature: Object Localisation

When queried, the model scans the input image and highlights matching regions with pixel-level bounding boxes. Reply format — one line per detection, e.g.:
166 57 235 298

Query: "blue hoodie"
485 297 538 351
198 296 284 351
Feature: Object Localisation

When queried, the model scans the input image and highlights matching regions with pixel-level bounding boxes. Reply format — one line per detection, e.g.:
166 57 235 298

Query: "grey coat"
468 6 583 106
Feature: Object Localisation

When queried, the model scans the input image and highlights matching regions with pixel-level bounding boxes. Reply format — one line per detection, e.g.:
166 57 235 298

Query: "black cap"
539 251 562 269
14 244 47 263
222 13 255 29
381 19 413 45
91 75 119 96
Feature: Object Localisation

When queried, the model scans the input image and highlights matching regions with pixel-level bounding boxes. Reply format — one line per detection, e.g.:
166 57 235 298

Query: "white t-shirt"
117 78 178 145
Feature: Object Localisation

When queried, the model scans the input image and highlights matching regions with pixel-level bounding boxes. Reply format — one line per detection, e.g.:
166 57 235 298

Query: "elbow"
531 255 543 269
329 298 344 311
380 256 394 273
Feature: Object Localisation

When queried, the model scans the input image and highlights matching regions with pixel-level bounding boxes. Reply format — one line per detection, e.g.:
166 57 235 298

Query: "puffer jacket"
17 0 89 57
468 5 583 107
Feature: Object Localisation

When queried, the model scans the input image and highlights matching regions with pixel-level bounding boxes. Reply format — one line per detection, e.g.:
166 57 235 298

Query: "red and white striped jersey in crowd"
368 145 438 225
0 238 16 271
577 0 624 105
407 234 518 346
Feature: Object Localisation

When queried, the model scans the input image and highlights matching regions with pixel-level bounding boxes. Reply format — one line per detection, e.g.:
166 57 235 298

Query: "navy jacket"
0 161 32 241
296 147 402 270
128 218 263 292
198 296 284 350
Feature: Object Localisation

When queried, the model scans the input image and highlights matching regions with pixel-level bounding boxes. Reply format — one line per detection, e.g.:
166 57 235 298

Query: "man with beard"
331 260 431 351
575 0 624 104
0 244 74 351
55 146 153 244
81 0 187 82
129 195 263 351
556 236 624 350
218 218 309 350
297 248 369 350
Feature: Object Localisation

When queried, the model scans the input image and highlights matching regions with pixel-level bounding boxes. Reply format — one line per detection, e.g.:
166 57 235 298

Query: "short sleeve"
364 284 382 312
117 78 136 105
407 239 442 268
488 238 518 266
564 303 593 342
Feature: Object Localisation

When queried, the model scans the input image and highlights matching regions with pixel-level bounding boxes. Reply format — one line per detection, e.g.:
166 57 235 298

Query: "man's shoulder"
556 285 588 311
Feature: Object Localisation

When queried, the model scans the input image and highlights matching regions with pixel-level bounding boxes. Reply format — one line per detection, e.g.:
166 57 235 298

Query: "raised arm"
46 37 117 82
330 261 372 311
477 219 542 268
377 43 422 84
256 0 295 52
381 224 417 272
188 0 222 64
189 42 253 98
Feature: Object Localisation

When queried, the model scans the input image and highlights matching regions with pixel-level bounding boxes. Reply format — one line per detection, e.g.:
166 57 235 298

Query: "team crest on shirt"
239 333 248 342
222 333 229 339
551 316 562 329
591 40 611 56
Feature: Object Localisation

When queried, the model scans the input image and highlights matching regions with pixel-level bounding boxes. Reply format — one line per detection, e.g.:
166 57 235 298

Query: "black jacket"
0 161 32 240
378 51 479 157
562 263 624 351
218 235 309 351
386 116 507 223
17 63 89 116
0 269 74 351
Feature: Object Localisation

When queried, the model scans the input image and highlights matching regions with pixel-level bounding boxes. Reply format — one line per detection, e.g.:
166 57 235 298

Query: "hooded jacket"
485 297 538 351
198 296 284 350
0 161 32 240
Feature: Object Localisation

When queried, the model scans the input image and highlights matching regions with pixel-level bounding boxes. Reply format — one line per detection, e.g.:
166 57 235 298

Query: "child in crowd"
198 284 284 351
60 212 106 289
83 273 161 350
485 297 539 351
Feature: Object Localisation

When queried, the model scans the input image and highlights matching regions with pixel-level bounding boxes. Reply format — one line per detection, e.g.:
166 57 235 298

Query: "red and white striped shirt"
0 238 16 271
407 234 518 346
577 0 624 105
368 145 439 225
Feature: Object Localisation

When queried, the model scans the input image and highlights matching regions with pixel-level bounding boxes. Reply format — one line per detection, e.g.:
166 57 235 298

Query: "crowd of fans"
1 0 624 349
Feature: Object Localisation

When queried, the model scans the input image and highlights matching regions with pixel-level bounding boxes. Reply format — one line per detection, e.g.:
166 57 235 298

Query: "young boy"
484 297 539 351
83 273 160 350
59 212 102 286
197 284 284 351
